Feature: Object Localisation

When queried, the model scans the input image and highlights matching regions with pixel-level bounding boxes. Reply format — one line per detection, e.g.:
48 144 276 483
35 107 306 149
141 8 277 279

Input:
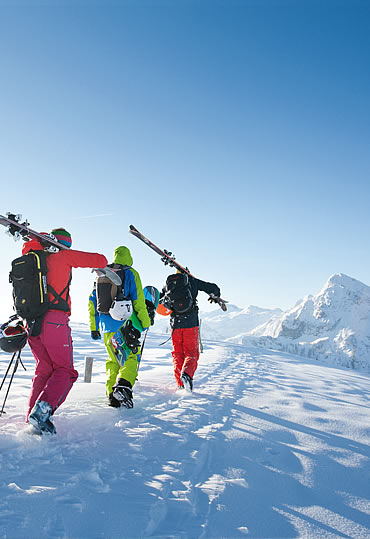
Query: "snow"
0 323 369 538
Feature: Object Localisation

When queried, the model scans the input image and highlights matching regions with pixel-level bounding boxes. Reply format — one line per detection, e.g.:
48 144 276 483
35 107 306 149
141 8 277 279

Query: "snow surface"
0 323 369 539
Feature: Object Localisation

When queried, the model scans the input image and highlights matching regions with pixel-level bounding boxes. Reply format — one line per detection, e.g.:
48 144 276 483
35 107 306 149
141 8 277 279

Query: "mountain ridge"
153 273 370 371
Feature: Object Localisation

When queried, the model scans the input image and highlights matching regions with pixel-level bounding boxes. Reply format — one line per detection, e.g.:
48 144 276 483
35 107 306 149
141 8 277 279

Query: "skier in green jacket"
88 246 151 408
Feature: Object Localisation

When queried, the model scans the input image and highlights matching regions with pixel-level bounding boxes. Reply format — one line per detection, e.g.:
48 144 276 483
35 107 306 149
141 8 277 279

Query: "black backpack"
96 264 127 314
9 250 49 335
164 273 194 314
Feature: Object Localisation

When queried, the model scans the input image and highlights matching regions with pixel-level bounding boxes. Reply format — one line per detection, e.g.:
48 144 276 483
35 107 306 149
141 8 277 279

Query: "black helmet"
0 321 28 353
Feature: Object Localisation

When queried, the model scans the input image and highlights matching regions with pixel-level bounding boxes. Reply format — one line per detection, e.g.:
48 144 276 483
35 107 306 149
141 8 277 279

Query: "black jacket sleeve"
193 277 220 298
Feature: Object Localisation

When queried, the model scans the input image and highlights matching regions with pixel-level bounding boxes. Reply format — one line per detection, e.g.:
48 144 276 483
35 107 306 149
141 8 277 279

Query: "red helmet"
0 321 28 353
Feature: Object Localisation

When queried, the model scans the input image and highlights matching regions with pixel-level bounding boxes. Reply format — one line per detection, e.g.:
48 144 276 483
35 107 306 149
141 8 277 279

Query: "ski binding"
129 225 228 311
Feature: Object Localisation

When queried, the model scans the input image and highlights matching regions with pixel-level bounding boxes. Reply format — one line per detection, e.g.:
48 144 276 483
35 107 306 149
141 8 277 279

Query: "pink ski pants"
26 310 78 419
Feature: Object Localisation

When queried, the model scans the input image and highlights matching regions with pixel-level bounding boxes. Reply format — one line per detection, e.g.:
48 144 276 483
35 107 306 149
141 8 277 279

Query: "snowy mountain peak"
241 273 370 370
321 273 370 299
312 273 370 323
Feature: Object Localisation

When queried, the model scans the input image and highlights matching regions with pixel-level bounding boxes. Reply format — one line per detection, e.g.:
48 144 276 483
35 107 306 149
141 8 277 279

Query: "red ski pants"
26 310 78 419
171 326 200 386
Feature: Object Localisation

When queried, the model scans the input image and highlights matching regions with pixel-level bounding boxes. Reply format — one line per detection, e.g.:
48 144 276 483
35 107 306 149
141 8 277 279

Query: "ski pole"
0 352 16 395
199 319 204 353
140 328 149 356
0 350 24 417
133 328 149 380
159 335 172 346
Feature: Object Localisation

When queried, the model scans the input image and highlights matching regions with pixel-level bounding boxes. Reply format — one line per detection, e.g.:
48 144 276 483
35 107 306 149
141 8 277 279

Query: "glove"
122 320 141 353
145 299 155 326
208 295 217 304
91 330 101 340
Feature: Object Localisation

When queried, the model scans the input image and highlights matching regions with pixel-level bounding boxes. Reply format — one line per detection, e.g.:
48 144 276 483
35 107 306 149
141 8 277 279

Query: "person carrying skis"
160 271 220 392
26 228 108 434
88 246 151 409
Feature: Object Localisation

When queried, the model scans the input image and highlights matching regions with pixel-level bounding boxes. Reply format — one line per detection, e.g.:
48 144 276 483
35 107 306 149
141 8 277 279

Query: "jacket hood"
113 246 133 266
22 238 44 255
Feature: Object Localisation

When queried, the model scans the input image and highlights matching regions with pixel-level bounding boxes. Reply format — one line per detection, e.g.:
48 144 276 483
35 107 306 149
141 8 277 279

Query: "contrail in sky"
71 213 115 220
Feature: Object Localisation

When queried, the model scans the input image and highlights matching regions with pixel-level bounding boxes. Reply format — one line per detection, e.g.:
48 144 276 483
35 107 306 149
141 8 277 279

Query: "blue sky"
0 0 369 322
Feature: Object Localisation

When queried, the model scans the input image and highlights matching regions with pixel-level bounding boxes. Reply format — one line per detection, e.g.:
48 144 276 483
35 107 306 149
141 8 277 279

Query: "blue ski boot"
29 400 56 434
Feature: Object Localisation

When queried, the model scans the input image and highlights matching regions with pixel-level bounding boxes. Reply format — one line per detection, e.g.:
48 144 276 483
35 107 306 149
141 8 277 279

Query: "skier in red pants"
24 228 107 434
160 271 221 392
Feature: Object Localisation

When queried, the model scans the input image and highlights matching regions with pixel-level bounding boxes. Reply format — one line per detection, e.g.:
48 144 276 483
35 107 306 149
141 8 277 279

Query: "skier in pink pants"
27 310 77 418
25 228 107 434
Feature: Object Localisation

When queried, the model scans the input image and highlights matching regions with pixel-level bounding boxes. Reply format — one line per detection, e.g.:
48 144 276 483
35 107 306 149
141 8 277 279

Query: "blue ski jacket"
88 246 150 334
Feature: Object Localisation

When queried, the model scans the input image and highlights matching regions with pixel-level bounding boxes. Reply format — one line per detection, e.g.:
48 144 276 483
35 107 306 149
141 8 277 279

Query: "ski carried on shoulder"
0 212 68 250
0 212 119 285
128 225 228 311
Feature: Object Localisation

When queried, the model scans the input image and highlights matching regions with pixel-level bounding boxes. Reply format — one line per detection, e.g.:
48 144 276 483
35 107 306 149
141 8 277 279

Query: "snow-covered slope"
0 323 369 539
152 304 282 341
200 304 283 341
154 273 370 371
238 274 370 371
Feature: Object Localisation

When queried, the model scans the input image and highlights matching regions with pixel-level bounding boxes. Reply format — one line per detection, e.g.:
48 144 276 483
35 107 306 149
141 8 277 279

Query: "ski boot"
180 372 193 392
112 379 134 409
108 392 121 408
28 400 56 434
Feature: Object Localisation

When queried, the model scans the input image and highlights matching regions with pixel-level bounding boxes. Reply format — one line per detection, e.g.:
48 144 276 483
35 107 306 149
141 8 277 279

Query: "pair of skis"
129 225 228 312
0 213 121 285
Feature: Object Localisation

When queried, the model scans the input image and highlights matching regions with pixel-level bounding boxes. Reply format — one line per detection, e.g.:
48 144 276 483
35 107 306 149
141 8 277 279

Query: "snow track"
0 324 369 538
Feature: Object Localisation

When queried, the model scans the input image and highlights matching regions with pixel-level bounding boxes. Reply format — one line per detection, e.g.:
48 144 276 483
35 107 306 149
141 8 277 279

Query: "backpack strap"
48 274 72 312
109 263 129 297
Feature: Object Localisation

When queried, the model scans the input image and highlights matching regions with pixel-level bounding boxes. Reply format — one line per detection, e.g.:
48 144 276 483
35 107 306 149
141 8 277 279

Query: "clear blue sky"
0 0 369 322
